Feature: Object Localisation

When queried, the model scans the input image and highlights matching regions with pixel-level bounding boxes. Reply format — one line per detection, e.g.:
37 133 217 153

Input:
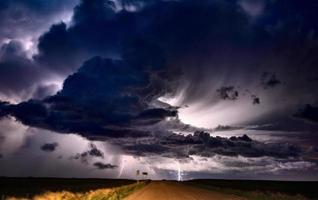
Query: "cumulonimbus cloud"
0 0 318 162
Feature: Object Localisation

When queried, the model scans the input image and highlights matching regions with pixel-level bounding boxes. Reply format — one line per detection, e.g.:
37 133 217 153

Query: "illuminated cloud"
238 0 267 18
0 0 318 181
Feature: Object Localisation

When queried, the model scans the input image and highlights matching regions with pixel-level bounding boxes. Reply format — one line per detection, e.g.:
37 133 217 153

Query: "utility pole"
136 169 140 183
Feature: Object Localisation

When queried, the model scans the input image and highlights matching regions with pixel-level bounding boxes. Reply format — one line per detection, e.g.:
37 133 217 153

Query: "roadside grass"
0 178 137 198
4 181 147 200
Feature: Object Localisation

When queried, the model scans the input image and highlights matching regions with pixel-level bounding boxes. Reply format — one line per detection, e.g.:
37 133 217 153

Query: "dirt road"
125 181 245 200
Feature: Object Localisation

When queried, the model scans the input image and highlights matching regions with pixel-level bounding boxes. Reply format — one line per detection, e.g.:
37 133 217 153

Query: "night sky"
0 0 318 181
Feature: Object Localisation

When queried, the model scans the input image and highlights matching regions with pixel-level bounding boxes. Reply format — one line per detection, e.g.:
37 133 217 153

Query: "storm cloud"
72 143 105 165
40 142 58 152
0 0 77 43
294 104 318 123
0 0 317 153
121 131 302 159
217 86 239 101
93 162 117 170
2 0 318 114
0 0 318 180
0 41 47 100
260 72 282 89
0 53 177 139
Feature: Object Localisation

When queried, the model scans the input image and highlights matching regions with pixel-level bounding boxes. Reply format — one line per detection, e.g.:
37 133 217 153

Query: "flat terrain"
125 181 244 200
0 177 135 198
187 179 318 199
1 178 317 200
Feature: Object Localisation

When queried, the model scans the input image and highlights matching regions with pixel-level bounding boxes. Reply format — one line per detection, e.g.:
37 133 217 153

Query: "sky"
0 0 318 181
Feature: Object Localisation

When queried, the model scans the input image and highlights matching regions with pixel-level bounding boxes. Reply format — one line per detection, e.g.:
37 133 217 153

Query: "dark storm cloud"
119 131 301 159
251 95 260 105
0 0 77 100
40 142 58 152
0 0 318 161
33 0 259 77
35 23 84 75
294 104 318 123
0 101 9 118
0 41 46 98
2 0 318 108
93 162 117 170
85 144 104 158
212 125 242 132
216 86 239 101
0 0 77 43
0 53 177 138
260 72 282 89
74 143 104 160
72 143 105 164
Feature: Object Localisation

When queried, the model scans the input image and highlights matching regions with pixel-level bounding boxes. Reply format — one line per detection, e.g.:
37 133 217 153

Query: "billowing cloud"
0 41 46 101
0 0 77 44
0 53 178 138
1 117 317 180
0 0 77 102
121 131 301 159
0 0 317 153
0 0 318 180
1 0 318 129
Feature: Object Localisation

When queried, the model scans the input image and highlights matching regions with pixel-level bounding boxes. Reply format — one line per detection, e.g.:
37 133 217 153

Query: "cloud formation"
252 95 260 105
73 143 105 162
0 41 47 100
294 104 318 123
217 86 239 101
120 131 301 159
0 0 318 175
260 72 282 89
0 0 77 43
1 0 318 125
0 53 178 138
93 162 117 170
40 142 58 152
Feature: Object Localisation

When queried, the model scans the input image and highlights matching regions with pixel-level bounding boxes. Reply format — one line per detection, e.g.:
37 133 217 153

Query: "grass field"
187 179 318 200
0 178 146 200
1 178 317 200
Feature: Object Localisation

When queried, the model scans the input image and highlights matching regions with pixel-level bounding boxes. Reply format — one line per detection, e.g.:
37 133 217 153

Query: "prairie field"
0 178 146 200
1 178 317 200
